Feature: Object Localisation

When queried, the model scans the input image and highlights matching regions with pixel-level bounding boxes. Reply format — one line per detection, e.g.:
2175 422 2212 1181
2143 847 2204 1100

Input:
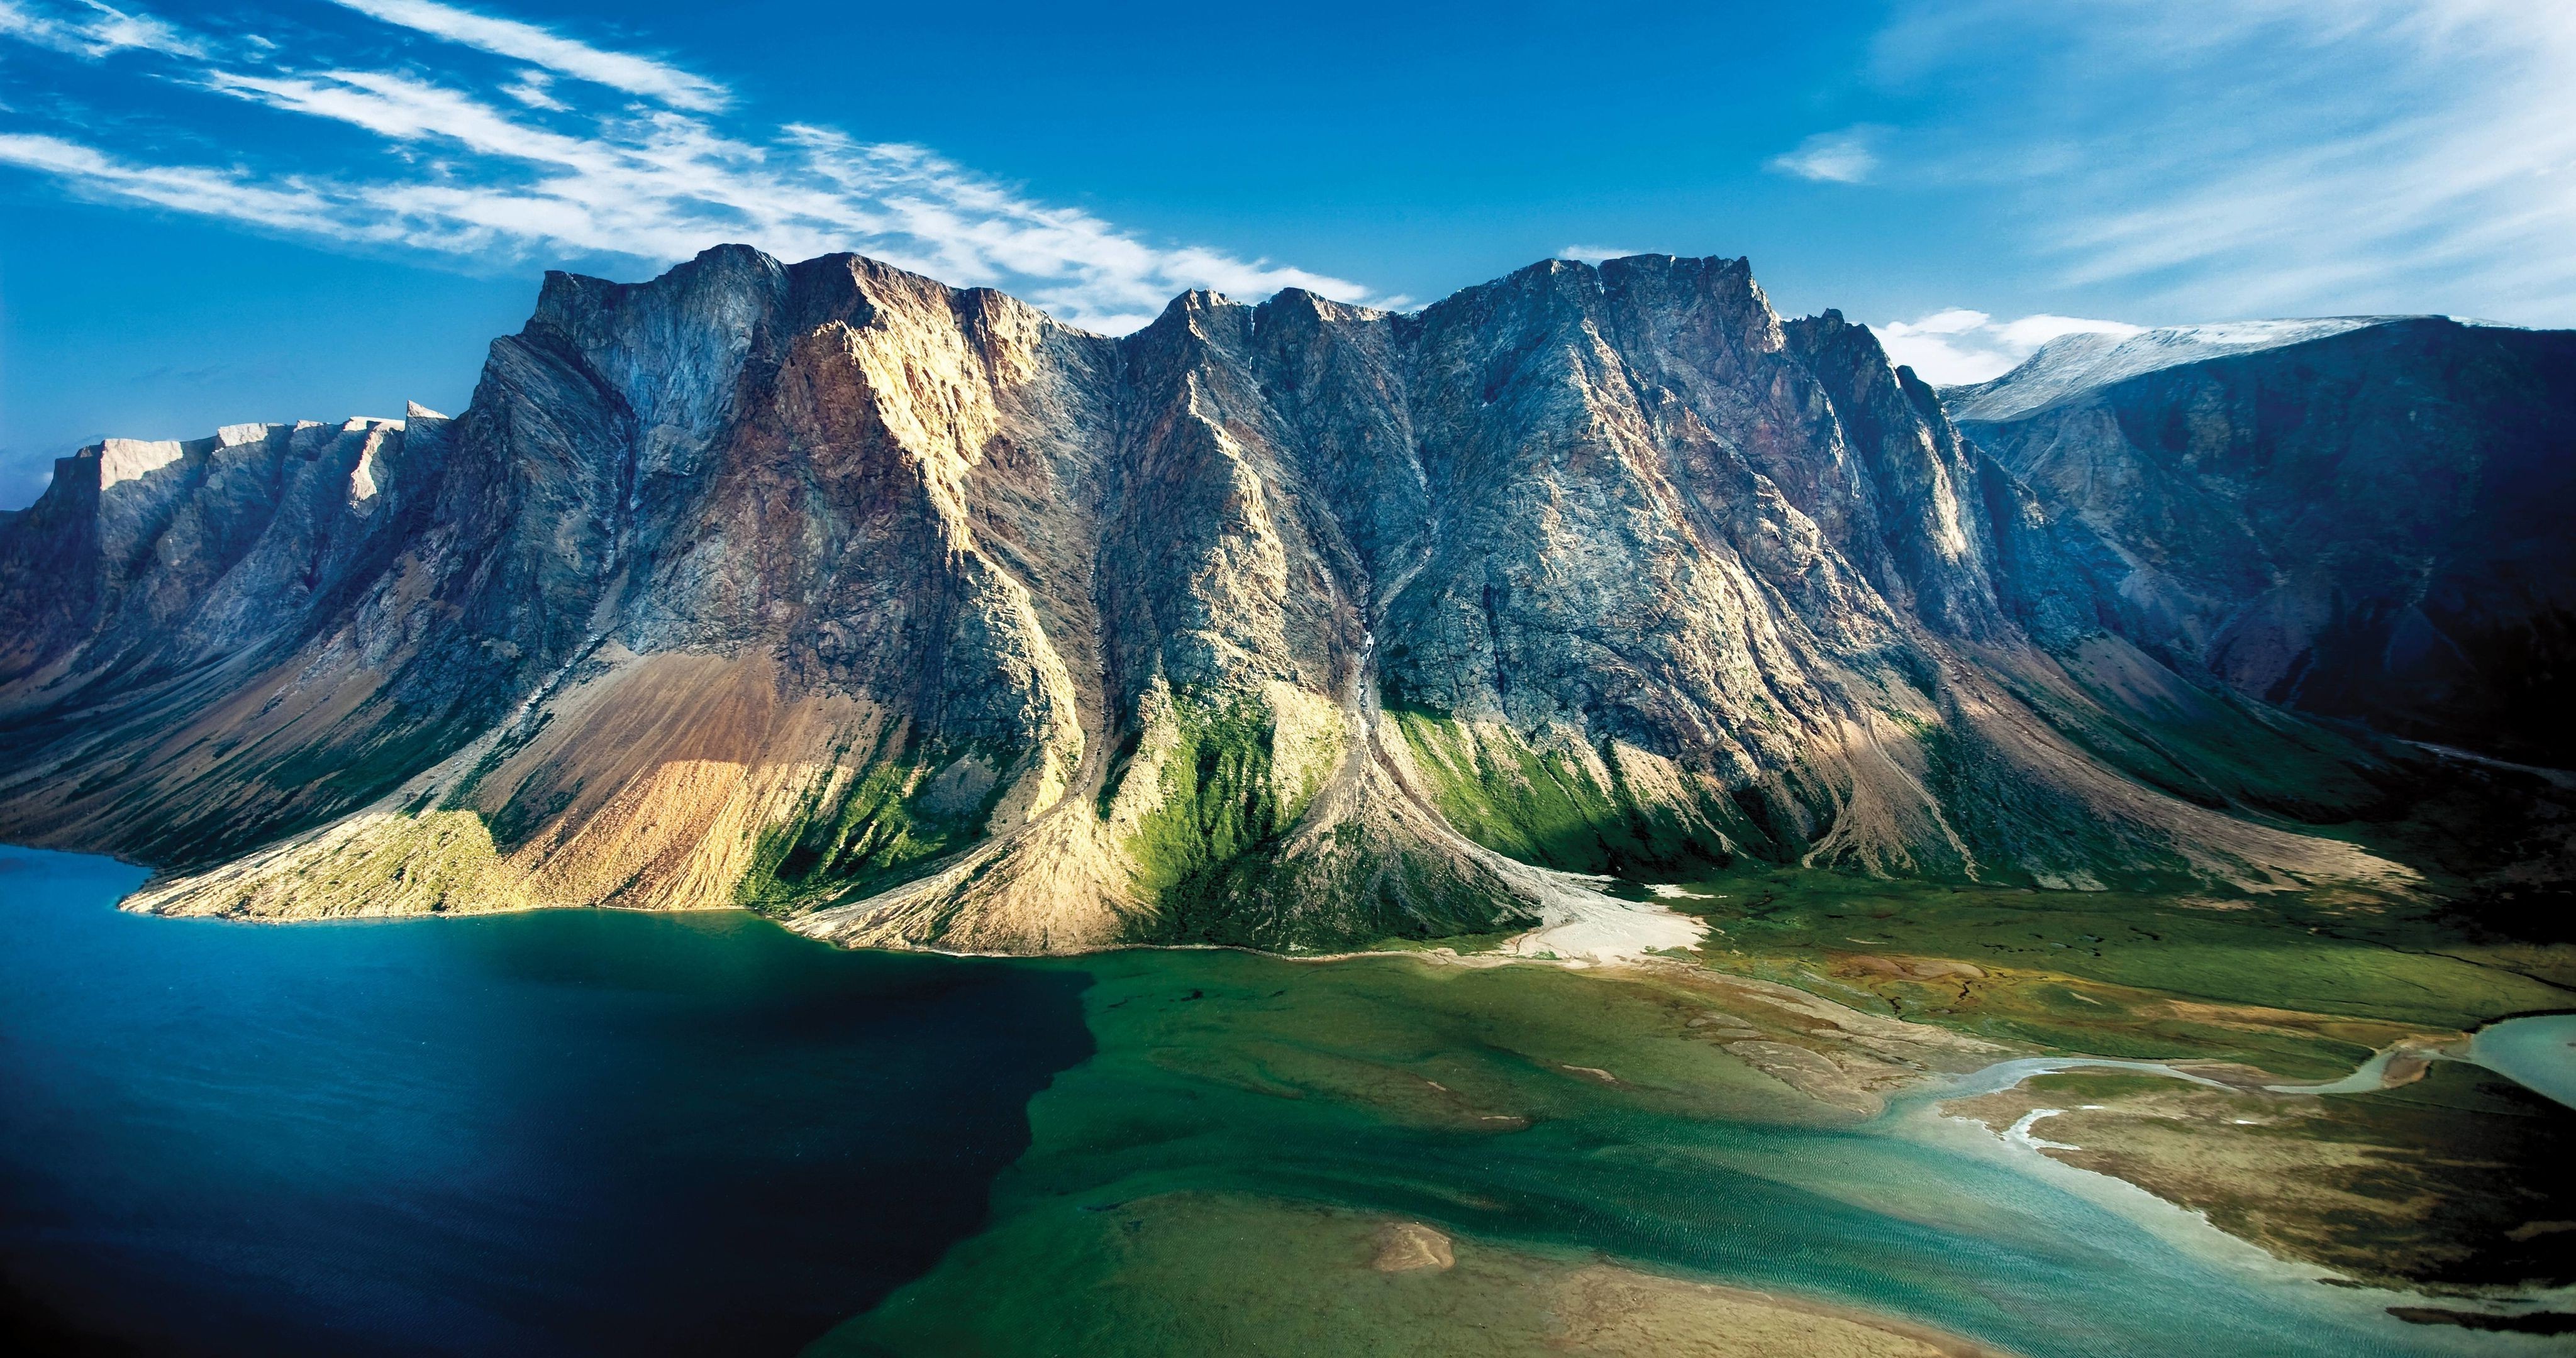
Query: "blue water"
0 849 1092 1357
2470 1013 2576 1110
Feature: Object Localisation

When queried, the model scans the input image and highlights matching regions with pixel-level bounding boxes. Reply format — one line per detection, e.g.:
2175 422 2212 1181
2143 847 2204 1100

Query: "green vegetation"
1655 866 2573 1076
736 734 1005 914
1118 693 1528 949
2007 650 2392 824
2012 1069 2175 1102
1904 714 2200 888
1123 695 1289 906
1388 707 1742 876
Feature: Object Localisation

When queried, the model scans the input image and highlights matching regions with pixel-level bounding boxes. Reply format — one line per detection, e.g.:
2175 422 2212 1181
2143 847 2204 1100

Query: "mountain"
1949 317 2576 767
0 249 2472 953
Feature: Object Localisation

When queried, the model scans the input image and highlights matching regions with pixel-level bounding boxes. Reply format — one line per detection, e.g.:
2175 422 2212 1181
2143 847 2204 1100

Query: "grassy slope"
1388 707 1748 876
736 737 1007 914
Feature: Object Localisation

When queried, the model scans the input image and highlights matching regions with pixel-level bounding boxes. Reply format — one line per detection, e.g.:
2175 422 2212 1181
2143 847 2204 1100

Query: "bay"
0 848 1091 1357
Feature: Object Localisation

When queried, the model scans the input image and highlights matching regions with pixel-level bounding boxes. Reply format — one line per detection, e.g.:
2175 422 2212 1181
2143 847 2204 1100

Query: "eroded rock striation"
0 248 2450 951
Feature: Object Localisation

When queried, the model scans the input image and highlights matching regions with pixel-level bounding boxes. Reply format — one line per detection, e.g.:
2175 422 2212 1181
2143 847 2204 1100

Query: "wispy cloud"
0 133 345 234
498 69 565 111
1558 244 1645 262
1872 0 2576 322
328 0 728 111
0 0 197 57
1876 307 2139 385
1765 126 1880 184
0 1 1391 331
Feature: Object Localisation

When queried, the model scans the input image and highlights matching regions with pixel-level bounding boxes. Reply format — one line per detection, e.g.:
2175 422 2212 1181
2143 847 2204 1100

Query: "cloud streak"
329 0 728 111
0 1 1391 331
1876 307 2140 385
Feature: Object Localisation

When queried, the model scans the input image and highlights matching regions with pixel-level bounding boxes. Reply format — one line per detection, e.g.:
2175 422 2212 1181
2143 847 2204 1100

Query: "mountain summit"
7 247 2556 953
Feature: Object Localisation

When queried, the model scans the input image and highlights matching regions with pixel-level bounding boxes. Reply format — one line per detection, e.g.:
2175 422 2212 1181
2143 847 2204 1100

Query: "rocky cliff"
0 248 2443 952
1950 317 2576 766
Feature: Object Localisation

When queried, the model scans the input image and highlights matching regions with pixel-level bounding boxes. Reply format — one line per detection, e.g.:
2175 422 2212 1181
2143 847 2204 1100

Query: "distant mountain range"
1952 316 2576 768
2 248 2565 951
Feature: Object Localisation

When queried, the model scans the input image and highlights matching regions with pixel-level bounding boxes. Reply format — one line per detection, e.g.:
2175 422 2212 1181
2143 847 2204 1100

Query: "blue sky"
3 0 2571 507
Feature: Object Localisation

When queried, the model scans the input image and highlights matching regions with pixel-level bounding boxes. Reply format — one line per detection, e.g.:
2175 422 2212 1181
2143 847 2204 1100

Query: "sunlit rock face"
1950 318 2576 766
0 248 2436 951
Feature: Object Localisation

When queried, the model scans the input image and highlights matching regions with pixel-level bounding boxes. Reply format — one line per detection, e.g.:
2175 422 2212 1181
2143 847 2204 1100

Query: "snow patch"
1946 317 2407 423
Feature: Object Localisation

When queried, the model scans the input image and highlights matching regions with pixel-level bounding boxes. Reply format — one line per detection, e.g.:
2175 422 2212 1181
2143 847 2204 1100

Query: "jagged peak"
1124 288 1257 358
1418 251 1767 336
533 243 792 336
1258 287 1391 326
1158 287 1244 319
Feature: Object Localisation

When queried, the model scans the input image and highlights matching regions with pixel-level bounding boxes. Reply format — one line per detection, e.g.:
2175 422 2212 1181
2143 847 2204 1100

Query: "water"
2470 1013 2576 1110
1 849 2557 1357
1932 1054 2240 1098
0 849 1092 1357
830 950 2562 1357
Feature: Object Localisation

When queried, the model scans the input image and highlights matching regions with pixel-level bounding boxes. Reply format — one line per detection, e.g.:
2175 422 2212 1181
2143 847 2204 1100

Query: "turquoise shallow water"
0 848 1092 1357
2470 1013 2576 1110
826 949 2565 1358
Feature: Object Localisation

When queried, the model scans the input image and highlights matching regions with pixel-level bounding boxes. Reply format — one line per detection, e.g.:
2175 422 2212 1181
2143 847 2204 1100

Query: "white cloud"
0 3 1395 333
0 133 348 233
499 70 567 112
1766 126 1880 184
328 0 728 111
1873 0 2576 323
0 0 198 58
1877 308 2140 385
1558 244 1645 262
1893 307 1988 336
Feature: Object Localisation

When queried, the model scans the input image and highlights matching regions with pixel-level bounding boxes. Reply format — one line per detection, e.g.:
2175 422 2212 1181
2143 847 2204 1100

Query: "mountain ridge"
1950 313 2576 768
5 246 2529 954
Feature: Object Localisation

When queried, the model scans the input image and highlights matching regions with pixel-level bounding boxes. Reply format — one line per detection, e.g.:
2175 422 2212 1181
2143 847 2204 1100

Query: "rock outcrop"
0 248 2438 951
1950 317 2576 766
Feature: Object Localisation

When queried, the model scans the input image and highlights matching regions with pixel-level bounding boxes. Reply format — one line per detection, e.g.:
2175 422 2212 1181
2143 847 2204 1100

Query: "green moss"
1387 707 1741 876
1124 695 1284 907
1185 824 1534 951
1113 696 1531 949
1905 714 2206 890
735 732 1005 915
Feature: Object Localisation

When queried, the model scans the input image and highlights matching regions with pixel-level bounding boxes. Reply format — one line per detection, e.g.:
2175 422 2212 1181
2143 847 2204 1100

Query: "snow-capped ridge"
1945 316 2413 422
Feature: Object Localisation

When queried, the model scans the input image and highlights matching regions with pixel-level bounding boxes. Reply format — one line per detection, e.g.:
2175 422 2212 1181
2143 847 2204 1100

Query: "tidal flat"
819 939 2573 1357
5 848 2572 1356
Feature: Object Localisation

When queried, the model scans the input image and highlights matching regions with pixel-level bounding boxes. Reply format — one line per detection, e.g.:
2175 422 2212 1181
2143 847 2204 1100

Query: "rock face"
0 248 2444 952
1950 318 2576 766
